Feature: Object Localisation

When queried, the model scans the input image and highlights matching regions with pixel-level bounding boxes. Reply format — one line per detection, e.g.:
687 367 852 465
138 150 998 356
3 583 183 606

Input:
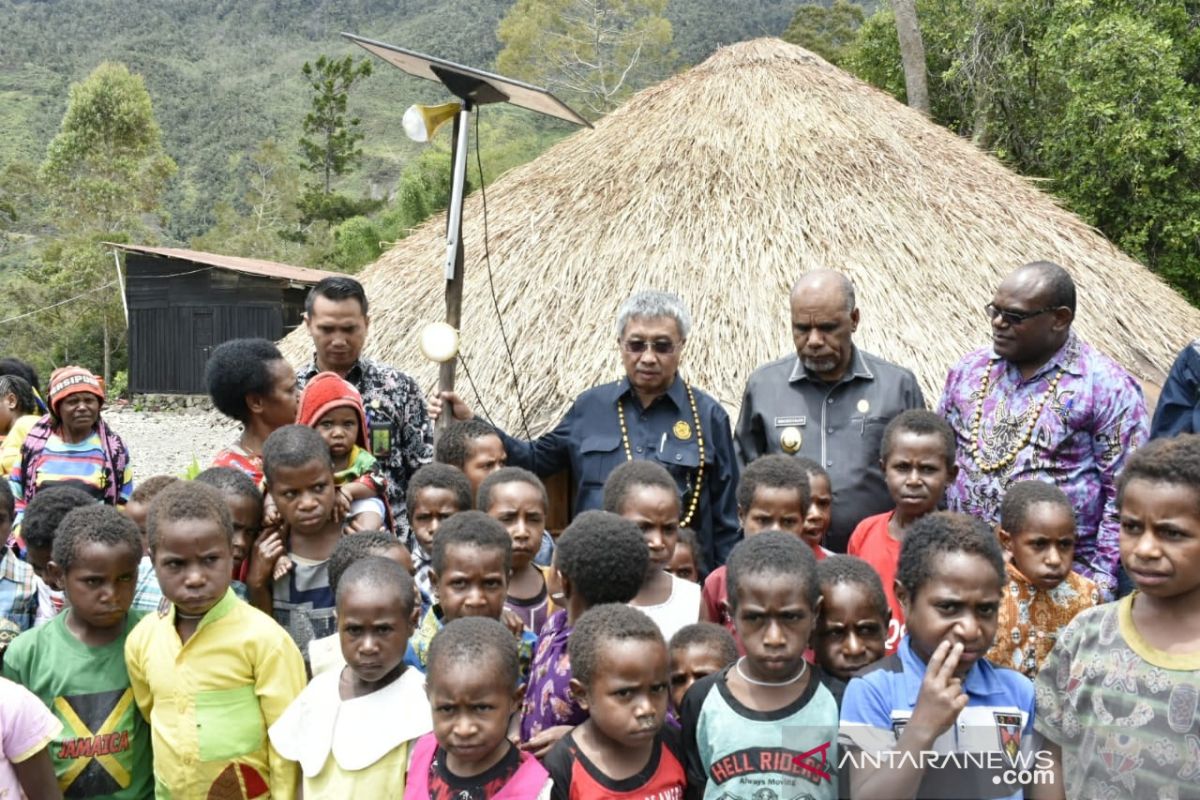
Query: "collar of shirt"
988 331 1084 381
609 374 688 411
167 586 238 631
301 355 369 384
787 345 874 385
897 636 1009 706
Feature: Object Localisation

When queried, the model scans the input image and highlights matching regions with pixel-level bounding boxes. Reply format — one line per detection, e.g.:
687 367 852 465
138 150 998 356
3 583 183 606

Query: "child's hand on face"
907 641 969 744
249 530 287 588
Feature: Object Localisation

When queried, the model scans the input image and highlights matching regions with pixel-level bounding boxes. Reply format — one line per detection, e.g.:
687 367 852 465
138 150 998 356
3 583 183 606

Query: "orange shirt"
847 511 905 653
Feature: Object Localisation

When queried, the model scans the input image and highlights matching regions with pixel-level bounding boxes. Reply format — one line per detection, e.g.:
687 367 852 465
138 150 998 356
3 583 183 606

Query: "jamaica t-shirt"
1 611 152 800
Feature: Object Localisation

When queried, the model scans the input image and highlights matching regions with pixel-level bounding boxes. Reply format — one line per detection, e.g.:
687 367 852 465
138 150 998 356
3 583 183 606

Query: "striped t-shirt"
10 431 133 513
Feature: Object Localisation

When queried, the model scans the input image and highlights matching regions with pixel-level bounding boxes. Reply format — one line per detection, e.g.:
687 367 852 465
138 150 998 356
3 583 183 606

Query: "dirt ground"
103 405 239 481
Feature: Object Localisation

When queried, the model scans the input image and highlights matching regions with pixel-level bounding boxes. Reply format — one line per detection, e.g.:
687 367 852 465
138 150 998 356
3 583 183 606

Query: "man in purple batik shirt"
937 261 1148 598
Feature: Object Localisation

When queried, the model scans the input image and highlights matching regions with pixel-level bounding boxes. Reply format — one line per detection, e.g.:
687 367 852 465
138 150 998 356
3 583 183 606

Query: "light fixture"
402 101 462 143
419 321 460 363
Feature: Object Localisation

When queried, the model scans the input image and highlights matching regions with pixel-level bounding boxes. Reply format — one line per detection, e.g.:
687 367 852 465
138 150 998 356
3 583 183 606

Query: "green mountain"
0 0 799 241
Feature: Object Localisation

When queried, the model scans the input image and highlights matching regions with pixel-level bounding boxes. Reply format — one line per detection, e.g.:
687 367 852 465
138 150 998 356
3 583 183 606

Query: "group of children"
0 363 1196 799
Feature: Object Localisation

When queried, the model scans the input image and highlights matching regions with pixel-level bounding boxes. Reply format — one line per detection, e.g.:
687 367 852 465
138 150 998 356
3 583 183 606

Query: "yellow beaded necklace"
615 381 705 528
968 363 1065 473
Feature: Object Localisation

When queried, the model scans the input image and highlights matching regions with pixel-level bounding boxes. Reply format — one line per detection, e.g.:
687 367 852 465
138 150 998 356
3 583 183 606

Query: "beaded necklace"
968 363 1065 473
616 381 705 528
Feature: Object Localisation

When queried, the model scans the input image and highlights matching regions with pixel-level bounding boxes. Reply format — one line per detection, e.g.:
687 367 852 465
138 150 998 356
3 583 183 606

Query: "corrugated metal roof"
107 243 340 285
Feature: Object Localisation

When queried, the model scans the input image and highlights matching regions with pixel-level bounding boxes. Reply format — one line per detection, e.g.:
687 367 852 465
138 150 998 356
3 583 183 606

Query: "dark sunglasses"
622 338 677 355
985 303 1059 326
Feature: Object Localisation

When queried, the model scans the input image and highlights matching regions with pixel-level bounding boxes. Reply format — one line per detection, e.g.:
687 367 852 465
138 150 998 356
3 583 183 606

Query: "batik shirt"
986 562 1099 678
1034 595 1200 800
519 610 585 743
299 358 434 544
937 333 1148 595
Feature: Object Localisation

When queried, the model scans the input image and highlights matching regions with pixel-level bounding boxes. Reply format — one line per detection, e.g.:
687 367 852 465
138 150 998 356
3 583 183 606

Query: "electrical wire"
474 109 534 441
0 280 119 326
456 349 495 424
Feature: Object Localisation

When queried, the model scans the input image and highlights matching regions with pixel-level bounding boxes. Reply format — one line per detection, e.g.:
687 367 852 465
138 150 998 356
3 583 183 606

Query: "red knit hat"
48 365 104 418
296 372 369 448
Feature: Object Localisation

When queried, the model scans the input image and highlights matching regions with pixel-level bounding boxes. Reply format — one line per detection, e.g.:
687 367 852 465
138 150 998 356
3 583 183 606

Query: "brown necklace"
616 382 705 528
968 363 1065 472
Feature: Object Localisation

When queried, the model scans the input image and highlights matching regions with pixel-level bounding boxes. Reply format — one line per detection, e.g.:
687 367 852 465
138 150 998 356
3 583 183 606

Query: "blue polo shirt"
839 637 1036 800
497 375 741 568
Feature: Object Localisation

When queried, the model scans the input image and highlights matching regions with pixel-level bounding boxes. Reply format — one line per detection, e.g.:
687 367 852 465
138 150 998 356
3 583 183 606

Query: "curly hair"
405 463 473 517
726 530 819 611
336 555 415 617
817 555 889 621
554 511 648 606
205 338 288 423
735 455 810 513
477 467 547 513
434 419 502 469
999 480 1074 534
194 467 262 506
880 409 956 466
427 616 520 689
130 475 181 505
22 484 96 552
51 504 142 573
262 425 333 483
569 603 664 687
430 510 512 576
668 622 738 665
602 460 678 515
1117 434 1200 513
0 375 38 417
147 481 233 551
895 512 1005 600
328 531 402 596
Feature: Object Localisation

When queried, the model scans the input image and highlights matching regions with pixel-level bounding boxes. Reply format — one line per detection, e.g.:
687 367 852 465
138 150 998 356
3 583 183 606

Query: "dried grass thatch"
281 37 1200 435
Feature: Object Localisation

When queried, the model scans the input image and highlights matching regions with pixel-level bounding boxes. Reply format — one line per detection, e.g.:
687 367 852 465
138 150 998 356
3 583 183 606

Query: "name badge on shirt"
774 416 807 428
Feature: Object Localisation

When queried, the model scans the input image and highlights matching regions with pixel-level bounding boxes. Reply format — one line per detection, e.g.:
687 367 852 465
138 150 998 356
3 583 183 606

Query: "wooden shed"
111 244 337 394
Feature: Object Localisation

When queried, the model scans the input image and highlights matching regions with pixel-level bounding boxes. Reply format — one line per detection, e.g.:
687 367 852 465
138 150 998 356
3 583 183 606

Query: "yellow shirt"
125 588 306 799
0 414 39 476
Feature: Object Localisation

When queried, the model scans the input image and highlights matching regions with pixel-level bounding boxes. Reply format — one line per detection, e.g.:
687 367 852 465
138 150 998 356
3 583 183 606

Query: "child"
847 410 957 653
407 463 473 611
0 374 41 476
194 466 263 583
408 617 552 799
20 484 95 623
1035 435 1200 800
122 475 179 613
126 480 305 798
667 622 737 713
987 480 1099 677
409 511 536 673
0 675 61 800
603 460 701 642
840 512 1033 800
434 419 507 495
206 338 299 484
309 531 414 677
253 425 343 657
813 554 891 681
666 527 703 583
297 371 389 532
701 454 812 642
546 604 686 798
0 488 37 631
270 556 430 795
798 457 835 557
519 511 649 755
3 505 152 799
479 466 555 634
681 532 841 799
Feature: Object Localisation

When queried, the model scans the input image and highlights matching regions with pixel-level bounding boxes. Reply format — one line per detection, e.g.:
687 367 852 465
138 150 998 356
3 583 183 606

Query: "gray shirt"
735 347 925 551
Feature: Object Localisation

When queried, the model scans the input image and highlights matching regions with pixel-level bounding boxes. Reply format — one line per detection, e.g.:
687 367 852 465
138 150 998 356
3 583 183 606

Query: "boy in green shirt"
3 504 151 799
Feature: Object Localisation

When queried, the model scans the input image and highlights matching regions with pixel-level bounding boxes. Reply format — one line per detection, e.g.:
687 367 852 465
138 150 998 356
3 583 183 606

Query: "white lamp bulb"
420 322 460 363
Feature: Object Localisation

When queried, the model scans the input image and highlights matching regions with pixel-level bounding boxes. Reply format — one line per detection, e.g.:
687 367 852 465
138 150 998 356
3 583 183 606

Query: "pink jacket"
403 732 550 799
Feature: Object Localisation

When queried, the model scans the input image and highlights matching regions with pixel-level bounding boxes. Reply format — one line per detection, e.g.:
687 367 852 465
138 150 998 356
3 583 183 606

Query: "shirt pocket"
195 684 264 762
579 434 623 489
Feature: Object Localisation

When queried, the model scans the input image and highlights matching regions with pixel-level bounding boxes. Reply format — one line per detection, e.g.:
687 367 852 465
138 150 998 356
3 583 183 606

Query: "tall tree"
38 61 176 386
298 55 373 197
497 0 676 119
891 0 930 114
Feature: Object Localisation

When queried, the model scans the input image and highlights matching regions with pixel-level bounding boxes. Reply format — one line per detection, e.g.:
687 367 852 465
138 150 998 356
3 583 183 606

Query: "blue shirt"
498 375 741 568
1151 339 1200 439
839 637 1036 800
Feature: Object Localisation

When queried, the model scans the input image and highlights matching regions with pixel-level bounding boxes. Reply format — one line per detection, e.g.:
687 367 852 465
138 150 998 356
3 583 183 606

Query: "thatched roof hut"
282 37 1200 434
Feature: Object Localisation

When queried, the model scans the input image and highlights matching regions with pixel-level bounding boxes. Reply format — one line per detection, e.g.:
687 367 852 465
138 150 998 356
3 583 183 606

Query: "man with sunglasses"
735 269 925 552
937 261 1148 598
433 290 741 571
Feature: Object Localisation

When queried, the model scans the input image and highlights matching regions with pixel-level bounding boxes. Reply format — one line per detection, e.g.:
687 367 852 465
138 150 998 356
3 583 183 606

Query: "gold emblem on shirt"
673 420 692 441
857 398 870 414
780 427 802 454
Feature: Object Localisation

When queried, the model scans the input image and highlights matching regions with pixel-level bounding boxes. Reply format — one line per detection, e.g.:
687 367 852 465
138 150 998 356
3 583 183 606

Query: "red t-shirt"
847 511 905 653
545 728 685 800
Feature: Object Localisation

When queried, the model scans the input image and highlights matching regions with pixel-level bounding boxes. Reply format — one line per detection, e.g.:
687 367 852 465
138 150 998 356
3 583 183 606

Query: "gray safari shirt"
734 347 925 551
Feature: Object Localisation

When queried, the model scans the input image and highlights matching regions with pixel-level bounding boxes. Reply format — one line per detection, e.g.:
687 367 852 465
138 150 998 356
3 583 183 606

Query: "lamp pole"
437 102 473 430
